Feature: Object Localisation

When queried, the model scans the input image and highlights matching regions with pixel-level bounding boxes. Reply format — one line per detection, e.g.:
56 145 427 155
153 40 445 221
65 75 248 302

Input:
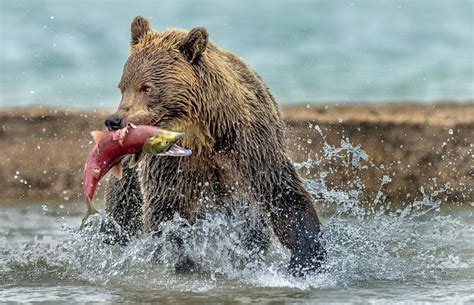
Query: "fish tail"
80 205 98 230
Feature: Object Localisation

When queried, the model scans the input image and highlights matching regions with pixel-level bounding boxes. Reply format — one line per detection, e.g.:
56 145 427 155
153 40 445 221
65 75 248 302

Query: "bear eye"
140 83 153 94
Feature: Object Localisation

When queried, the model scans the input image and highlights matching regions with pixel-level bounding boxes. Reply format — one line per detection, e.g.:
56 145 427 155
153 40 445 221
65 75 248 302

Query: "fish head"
142 129 191 156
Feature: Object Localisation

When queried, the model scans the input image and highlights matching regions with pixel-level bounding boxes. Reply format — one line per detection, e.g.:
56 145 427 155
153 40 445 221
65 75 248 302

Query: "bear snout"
104 114 124 131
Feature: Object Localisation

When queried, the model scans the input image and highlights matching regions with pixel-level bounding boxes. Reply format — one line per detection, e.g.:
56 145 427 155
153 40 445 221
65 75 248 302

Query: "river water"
1 0 473 108
1 201 472 304
1 137 473 304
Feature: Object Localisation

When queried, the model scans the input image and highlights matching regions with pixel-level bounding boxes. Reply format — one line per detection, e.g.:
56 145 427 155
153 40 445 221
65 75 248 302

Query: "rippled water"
1 201 472 303
1 0 473 108
1 135 473 303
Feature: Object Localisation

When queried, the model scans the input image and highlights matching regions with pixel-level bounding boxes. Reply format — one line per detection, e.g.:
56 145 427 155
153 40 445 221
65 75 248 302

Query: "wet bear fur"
104 16 325 276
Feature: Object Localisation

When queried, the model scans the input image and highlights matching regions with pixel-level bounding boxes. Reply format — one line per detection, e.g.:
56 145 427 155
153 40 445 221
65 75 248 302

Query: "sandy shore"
0 103 472 206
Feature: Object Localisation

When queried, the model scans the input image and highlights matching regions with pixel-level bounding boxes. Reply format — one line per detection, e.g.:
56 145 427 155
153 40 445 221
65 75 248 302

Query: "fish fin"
91 131 106 144
110 163 123 179
128 152 143 169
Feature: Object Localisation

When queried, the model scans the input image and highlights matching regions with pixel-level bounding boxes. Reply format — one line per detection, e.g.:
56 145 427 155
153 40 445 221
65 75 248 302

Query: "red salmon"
81 123 190 228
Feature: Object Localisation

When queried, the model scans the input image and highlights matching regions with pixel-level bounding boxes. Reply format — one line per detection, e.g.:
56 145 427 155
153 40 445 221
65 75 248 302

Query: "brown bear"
103 16 325 276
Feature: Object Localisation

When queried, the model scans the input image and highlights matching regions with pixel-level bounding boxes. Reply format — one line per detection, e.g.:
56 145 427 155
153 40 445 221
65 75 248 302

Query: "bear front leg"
104 157 143 244
268 163 326 277
140 157 209 273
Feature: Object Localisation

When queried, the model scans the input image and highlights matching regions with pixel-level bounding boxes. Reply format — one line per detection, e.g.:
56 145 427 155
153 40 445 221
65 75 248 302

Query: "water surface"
1 0 473 108
1 197 472 303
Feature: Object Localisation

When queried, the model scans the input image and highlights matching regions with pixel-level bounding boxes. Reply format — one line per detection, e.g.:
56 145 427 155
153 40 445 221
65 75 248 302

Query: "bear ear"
131 16 150 46
179 27 208 63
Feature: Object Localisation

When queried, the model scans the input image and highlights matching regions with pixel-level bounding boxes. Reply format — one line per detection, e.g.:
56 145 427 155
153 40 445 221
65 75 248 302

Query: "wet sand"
0 103 472 205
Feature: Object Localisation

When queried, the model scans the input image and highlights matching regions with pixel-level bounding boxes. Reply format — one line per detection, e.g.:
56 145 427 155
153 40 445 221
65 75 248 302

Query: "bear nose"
104 114 123 131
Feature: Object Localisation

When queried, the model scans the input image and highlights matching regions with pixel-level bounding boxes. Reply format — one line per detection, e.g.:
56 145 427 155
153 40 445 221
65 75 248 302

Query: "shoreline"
1 102 472 206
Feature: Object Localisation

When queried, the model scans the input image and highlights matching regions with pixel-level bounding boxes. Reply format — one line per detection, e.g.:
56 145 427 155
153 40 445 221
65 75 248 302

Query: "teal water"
1 0 473 108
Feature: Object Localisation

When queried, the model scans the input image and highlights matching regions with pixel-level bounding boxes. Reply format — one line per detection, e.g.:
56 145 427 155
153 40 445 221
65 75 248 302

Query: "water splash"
1 130 472 294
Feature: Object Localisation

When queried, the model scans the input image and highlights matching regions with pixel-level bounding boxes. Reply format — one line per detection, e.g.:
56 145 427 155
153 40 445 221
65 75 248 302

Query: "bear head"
109 16 222 153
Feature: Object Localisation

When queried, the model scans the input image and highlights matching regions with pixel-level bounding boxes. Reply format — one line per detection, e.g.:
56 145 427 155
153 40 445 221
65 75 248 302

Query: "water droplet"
42 205 48 211
382 175 392 184
50 15 54 19
448 129 453 135
30 90 35 94
307 139 312 144
338 117 344 123
63 190 70 201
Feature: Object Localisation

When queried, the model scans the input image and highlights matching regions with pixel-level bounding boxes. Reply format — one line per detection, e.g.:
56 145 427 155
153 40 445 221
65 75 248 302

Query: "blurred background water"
0 0 473 109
